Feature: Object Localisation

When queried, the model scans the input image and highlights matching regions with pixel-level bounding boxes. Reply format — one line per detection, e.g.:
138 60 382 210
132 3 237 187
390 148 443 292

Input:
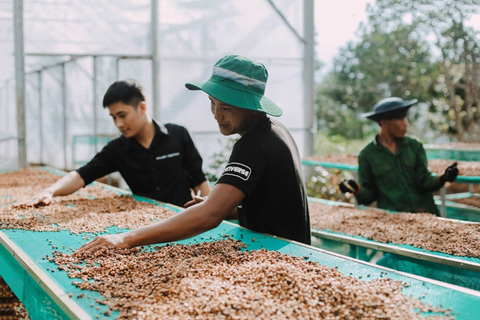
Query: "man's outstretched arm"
14 171 85 207
75 183 245 255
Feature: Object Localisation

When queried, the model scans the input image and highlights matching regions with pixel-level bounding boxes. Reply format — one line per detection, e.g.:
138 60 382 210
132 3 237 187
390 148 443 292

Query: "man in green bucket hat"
76 55 311 255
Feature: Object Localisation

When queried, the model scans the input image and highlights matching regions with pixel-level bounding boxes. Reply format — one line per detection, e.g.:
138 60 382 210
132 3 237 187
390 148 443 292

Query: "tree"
367 0 480 141
317 21 438 139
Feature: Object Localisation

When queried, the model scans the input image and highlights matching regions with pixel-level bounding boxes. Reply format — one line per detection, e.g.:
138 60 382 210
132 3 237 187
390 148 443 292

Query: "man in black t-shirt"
17 80 210 208
214 116 310 244
76 55 311 255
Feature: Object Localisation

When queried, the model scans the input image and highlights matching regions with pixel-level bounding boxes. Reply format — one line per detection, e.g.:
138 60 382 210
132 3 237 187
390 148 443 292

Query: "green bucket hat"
185 55 283 117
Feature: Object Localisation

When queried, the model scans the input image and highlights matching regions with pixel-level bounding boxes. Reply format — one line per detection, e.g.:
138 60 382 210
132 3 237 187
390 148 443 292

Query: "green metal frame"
424 144 480 162
0 232 90 320
302 159 480 184
302 159 359 171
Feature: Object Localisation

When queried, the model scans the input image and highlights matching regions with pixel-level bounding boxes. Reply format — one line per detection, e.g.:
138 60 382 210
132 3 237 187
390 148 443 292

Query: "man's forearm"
75 183 246 255
124 201 223 247
47 171 85 196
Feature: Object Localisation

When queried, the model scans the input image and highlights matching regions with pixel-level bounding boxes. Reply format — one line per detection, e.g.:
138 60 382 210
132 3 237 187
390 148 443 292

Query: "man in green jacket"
338 97 458 216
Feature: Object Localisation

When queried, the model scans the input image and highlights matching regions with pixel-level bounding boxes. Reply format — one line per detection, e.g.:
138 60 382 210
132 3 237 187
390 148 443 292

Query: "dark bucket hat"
362 97 417 122
185 55 282 117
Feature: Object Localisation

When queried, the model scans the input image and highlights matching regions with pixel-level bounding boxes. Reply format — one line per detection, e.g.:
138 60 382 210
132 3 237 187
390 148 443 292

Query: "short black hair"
102 80 146 108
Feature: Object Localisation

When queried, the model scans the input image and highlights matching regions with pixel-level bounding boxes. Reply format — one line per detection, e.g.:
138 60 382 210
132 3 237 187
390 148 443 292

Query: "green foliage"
308 131 368 203
366 0 480 141
305 166 356 204
318 21 436 127
317 0 480 142
313 131 370 156
316 94 379 140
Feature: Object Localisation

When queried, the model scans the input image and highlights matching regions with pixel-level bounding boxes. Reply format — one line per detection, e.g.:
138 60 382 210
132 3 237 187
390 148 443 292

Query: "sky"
314 0 374 80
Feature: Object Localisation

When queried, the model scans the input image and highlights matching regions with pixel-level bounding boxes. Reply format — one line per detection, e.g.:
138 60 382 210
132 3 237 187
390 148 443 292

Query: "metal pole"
151 0 160 120
62 63 67 169
266 0 305 44
115 58 120 80
303 0 315 158
353 170 359 206
440 185 446 217
5 80 10 133
14 0 27 167
27 53 152 59
9 80 13 135
93 56 98 152
38 71 43 164
0 87 4 133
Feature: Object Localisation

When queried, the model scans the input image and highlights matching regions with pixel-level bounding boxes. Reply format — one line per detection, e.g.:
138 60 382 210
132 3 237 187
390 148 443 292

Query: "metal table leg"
440 185 446 217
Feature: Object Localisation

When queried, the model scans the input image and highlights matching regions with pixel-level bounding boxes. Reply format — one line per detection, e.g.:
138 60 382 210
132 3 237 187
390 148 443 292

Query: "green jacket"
355 136 443 215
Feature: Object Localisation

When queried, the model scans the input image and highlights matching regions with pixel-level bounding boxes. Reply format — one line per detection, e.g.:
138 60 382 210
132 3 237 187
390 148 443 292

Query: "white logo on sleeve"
222 162 251 181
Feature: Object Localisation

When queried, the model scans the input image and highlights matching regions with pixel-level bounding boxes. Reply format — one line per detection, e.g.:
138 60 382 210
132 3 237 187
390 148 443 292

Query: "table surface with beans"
1 168 480 319
309 199 480 262
450 195 480 209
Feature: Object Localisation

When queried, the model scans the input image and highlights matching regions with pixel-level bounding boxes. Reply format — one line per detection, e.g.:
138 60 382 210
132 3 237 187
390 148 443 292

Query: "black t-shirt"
76 121 206 207
216 117 311 245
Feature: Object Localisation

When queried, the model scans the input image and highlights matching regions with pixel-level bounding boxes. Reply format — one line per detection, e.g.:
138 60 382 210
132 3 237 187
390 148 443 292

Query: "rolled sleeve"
76 141 117 186
216 140 265 197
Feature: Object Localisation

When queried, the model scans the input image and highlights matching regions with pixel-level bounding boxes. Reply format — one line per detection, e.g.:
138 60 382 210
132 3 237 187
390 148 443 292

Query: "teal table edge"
424 144 480 152
301 159 480 184
0 231 92 320
302 159 358 171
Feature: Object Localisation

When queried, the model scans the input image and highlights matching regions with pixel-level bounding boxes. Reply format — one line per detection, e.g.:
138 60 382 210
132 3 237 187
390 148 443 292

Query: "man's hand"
74 234 130 256
338 179 359 194
184 196 206 209
13 171 85 208
75 183 244 254
440 162 458 183
13 190 54 208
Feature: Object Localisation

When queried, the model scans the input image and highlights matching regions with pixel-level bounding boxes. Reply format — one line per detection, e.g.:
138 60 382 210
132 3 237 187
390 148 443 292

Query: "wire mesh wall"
0 0 310 173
